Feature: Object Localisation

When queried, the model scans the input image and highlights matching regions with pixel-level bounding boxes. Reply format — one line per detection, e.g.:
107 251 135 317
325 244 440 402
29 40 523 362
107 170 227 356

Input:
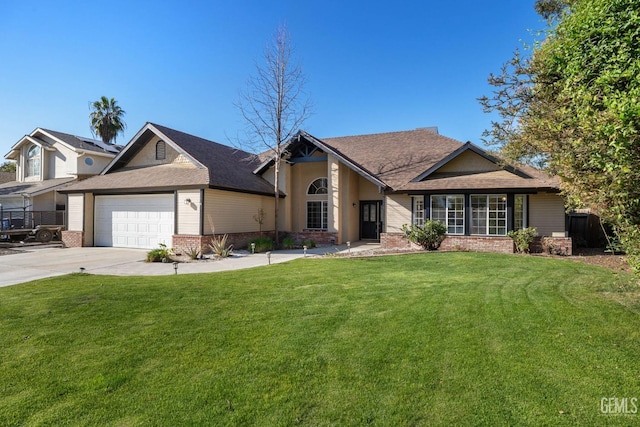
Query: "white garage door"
95 194 174 249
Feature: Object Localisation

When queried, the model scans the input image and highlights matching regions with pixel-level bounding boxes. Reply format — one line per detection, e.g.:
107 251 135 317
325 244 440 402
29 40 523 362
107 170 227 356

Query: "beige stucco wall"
342 166 360 243
385 194 412 233
289 161 327 232
202 189 275 235
529 193 566 236
358 176 383 201
328 155 340 234
127 135 194 168
177 190 201 235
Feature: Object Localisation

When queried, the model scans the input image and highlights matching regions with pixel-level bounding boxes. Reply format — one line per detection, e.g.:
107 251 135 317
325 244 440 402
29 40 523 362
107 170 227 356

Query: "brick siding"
381 233 573 255
61 230 84 248
287 231 339 245
172 231 277 255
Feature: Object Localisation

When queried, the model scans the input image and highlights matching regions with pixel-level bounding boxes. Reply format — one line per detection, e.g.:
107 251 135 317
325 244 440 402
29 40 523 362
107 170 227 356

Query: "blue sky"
0 1 544 157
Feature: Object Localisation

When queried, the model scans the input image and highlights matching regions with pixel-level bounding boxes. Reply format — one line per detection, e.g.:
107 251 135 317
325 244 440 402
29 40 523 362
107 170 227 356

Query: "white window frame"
430 195 464 235
306 177 328 229
26 145 41 178
471 194 508 236
412 196 425 226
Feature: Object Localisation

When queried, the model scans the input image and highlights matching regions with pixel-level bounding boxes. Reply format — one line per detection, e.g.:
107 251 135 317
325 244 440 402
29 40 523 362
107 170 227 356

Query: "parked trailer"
0 225 64 243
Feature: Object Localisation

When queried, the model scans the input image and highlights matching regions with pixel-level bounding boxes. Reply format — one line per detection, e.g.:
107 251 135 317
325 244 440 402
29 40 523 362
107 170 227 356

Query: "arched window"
26 145 41 177
306 178 328 229
307 178 328 195
155 140 166 160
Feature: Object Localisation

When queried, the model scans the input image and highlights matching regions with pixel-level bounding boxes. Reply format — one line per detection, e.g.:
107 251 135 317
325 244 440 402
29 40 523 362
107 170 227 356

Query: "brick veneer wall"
440 236 515 254
381 233 573 255
287 231 339 245
61 230 84 248
530 237 573 256
172 231 277 255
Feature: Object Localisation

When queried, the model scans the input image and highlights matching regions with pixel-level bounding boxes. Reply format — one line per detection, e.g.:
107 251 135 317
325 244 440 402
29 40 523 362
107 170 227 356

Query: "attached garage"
94 194 174 249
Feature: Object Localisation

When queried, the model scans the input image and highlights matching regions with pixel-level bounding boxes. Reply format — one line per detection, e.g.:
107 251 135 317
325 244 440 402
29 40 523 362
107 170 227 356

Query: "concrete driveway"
0 243 380 287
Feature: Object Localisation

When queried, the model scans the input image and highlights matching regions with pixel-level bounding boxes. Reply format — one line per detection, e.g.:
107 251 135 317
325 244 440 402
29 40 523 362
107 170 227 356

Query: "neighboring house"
61 123 572 254
0 128 120 221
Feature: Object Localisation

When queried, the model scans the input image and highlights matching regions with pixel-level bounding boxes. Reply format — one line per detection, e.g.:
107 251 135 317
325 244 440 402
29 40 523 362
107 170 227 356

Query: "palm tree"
89 96 126 144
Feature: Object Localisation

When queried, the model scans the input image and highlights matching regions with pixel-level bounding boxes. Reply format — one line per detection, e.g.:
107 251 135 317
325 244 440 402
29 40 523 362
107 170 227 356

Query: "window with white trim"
307 178 328 229
471 194 507 235
431 195 464 234
26 145 41 178
412 196 425 226
514 195 527 230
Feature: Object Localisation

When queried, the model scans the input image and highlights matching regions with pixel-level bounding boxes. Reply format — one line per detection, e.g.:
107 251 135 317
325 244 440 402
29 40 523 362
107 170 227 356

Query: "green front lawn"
1 253 639 425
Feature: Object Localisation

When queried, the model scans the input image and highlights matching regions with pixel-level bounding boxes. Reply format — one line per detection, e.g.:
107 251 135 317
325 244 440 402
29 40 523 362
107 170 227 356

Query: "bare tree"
237 25 312 245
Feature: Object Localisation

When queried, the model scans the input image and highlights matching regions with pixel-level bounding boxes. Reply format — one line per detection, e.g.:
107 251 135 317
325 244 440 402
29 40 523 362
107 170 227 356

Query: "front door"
360 201 383 240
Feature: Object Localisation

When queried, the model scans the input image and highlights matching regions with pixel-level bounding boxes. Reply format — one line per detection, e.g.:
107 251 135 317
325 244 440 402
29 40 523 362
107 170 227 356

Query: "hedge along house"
61 123 571 254
60 123 276 252
257 127 571 254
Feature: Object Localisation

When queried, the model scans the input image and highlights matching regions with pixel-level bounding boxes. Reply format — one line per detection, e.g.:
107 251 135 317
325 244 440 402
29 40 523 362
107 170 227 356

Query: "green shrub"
507 227 538 254
209 234 233 258
282 236 296 249
402 221 447 250
146 243 173 262
250 236 273 253
301 239 316 248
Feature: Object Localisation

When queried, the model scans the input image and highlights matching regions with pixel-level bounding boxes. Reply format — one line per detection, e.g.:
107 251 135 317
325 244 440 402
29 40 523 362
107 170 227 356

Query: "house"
60 123 572 254
0 128 120 223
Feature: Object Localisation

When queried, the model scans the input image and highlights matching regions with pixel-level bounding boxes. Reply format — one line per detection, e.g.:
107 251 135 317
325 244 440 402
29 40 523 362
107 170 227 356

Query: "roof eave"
297 131 388 189
411 142 533 182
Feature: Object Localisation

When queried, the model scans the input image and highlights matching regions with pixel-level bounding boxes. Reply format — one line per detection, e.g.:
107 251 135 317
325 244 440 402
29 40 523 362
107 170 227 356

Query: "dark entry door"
360 201 383 240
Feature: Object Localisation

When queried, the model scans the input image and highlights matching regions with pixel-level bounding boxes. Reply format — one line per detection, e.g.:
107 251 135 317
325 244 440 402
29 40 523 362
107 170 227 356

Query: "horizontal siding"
385 194 412 233
529 193 566 236
177 190 201 235
67 193 84 231
203 189 275 235
437 150 500 173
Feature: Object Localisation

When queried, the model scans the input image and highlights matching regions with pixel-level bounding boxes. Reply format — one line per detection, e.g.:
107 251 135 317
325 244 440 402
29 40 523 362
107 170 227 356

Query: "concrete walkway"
0 242 380 287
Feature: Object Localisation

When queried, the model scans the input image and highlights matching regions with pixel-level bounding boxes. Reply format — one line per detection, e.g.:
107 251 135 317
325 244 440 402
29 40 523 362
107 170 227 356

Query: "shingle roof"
318 128 464 189
313 128 558 192
40 129 121 154
0 178 77 197
150 124 274 195
63 123 276 196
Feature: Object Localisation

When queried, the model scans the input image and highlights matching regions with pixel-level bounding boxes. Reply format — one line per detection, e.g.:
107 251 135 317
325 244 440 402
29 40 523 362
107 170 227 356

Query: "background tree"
237 25 312 245
89 96 127 145
0 161 16 173
480 0 640 271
